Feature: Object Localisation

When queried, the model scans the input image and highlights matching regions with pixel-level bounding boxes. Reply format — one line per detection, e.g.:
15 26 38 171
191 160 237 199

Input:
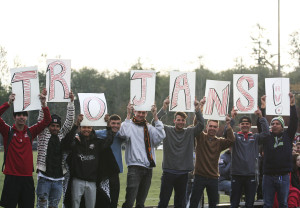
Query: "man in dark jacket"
63 114 110 208
262 93 298 208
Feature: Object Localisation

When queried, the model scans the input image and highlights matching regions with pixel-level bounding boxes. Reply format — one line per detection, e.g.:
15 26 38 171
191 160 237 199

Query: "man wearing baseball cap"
262 93 298 208
226 102 269 208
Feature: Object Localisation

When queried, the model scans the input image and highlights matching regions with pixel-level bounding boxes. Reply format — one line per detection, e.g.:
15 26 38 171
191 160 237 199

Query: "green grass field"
0 150 229 207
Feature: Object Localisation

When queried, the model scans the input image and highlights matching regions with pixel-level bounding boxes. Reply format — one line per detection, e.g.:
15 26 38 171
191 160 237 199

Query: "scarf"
132 116 156 167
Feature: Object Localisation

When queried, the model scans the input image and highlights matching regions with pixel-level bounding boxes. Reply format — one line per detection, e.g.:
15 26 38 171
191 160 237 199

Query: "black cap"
239 116 251 124
13 111 28 117
50 114 61 127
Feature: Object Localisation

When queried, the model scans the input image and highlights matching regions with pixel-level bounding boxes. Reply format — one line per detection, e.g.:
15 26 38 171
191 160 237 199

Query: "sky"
1 0 300 74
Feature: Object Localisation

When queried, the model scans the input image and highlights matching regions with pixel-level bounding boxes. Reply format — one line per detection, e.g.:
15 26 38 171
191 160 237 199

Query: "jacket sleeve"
61 125 78 151
0 102 11 145
28 106 52 139
287 105 298 142
223 118 235 138
257 117 271 145
118 119 131 141
220 127 235 151
151 108 167 126
60 101 75 138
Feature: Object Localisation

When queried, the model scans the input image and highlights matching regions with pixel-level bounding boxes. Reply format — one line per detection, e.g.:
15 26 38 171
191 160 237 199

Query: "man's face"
48 123 61 136
296 145 300 154
297 155 300 168
271 120 283 134
14 114 28 127
110 119 121 133
134 111 147 122
239 122 251 133
206 121 219 137
174 115 186 131
80 126 93 137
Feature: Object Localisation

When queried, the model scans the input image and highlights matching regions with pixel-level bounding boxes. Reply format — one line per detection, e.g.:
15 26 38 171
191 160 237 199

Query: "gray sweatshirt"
157 109 204 172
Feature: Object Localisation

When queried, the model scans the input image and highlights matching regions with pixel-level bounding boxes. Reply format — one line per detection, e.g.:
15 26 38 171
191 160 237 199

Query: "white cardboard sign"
265 78 290 116
169 71 195 112
11 66 41 112
46 59 71 102
233 74 258 114
78 93 108 126
130 70 156 111
203 80 231 121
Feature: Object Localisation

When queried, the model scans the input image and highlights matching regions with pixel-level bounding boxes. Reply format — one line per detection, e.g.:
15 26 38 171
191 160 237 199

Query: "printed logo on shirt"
273 136 283 148
248 135 254 141
78 154 95 161
219 158 224 165
89 144 95 149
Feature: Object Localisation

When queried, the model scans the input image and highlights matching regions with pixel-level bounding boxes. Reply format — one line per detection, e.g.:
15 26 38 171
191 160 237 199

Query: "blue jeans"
218 180 231 195
263 174 289 208
122 166 152 208
189 175 218 208
230 175 257 208
36 176 63 208
158 171 188 208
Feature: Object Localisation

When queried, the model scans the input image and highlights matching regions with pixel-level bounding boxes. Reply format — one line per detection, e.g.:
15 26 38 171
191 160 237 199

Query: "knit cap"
270 116 285 128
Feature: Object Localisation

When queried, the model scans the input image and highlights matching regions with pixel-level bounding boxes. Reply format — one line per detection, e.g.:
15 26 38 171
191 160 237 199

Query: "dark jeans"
230 175 257 208
218 180 231 195
122 166 152 208
262 174 289 208
189 175 218 208
158 171 188 208
0 175 35 208
109 173 120 208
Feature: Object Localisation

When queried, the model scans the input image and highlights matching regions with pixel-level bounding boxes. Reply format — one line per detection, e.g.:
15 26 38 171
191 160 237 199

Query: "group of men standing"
0 90 298 208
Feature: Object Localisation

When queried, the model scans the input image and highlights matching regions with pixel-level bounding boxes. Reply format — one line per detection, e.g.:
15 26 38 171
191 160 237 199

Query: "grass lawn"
0 150 229 207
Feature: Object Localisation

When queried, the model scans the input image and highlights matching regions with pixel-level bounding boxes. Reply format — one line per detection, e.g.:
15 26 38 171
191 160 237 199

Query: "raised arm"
223 106 236 138
61 114 82 150
192 97 205 136
60 91 75 137
287 93 298 141
257 95 266 133
118 101 133 139
220 115 235 150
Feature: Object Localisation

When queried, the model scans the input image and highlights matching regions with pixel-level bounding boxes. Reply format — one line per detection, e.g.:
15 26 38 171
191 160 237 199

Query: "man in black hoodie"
63 114 110 208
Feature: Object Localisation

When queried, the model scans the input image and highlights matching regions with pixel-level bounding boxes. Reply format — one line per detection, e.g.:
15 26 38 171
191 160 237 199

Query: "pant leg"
0 175 20 208
122 166 143 208
275 174 289 208
230 175 243 208
19 176 35 208
72 178 85 208
135 167 153 208
263 175 276 208
218 180 231 195
48 180 63 208
158 172 176 208
189 175 206 208
244 176 257 208
84 181 97 208
206 178 218 208
109 174 120 208
173 173 188 208
36 177 51 208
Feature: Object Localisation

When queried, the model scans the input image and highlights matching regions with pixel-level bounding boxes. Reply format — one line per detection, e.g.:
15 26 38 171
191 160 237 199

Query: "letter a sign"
169 71 195 112
46 59 71 102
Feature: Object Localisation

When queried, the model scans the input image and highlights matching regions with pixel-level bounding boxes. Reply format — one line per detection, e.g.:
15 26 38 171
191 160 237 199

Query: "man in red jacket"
0 89 51 208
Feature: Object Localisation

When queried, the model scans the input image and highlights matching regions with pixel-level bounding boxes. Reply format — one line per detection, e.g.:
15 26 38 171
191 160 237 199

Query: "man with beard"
189 115 235 208
35 91 75 208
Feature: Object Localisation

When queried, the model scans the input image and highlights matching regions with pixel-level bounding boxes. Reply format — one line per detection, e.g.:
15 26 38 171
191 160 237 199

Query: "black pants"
109 173 120 208
0 175 35 208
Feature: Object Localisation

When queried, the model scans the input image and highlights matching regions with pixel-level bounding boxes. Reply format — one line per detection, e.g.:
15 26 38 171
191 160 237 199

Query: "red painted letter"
83 97 106 121
131 72 154 106
236 76 255 112
170 73 191 110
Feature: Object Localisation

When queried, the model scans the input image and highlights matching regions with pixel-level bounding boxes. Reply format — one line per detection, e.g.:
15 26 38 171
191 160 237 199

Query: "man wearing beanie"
35 91 75 208
262 93 298 208
225 103 269 208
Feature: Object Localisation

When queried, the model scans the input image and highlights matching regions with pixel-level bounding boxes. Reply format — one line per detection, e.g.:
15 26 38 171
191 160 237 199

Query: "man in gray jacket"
156 96 205 208
226 105 269 208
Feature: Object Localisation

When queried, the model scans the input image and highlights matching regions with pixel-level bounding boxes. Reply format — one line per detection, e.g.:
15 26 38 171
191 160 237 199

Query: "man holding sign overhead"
119 102 166 208
0 90 51 208
156 96 205 208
